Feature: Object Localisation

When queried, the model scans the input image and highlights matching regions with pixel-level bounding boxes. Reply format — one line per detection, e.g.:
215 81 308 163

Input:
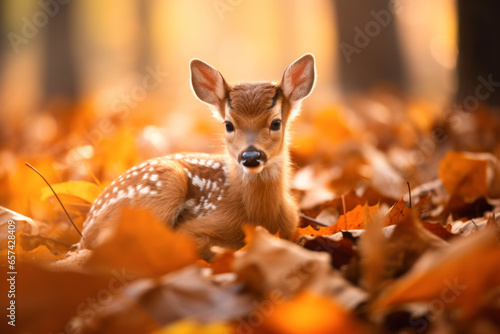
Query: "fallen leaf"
85 208 198 277
153 320 234 334
77 265 252 331
253 292 365 334
41 180 103 204
295 204 379 239
234 226 332 299
372 222 500 318
0 205 40 241
438 151 488 202
385 197 410 226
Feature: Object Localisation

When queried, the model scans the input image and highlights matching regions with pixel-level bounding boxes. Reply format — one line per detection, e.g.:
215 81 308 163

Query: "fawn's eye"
270 119 282 131
225 121 235 132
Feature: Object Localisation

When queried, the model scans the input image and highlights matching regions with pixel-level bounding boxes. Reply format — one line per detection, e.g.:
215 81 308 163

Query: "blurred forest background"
0 0 499 213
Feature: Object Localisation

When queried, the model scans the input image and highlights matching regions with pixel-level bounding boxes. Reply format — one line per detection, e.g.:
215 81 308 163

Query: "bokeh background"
1 0 499 216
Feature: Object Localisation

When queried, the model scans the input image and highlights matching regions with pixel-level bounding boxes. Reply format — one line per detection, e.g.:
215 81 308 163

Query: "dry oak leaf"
253 292 365 334
438 151 489 202
295 203 379 240
372 222 500 318
85 208 198 277
41 180 103 204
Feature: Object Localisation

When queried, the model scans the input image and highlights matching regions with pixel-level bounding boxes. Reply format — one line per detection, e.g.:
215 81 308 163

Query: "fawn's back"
78 54 317 260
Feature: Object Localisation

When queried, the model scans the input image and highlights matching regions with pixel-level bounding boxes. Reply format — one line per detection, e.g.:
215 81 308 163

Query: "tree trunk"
334 0 407 93
43 1 78 104
456 0 500 106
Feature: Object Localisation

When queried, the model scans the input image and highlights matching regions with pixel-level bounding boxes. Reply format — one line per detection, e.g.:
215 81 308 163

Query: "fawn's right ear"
190 59 229 120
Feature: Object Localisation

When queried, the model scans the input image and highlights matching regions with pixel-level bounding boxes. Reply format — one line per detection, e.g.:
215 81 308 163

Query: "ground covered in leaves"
1 94 500 334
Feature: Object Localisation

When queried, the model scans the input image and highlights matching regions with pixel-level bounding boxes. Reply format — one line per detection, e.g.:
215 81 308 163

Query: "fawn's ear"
280 54 316 109
190 59 229 120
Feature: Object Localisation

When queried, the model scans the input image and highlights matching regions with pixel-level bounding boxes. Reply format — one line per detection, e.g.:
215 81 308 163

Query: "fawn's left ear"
190 59 229 120
280 54 316 110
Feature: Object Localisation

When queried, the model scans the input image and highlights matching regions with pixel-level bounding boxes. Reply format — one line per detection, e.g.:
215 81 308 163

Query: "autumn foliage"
1 95 500 334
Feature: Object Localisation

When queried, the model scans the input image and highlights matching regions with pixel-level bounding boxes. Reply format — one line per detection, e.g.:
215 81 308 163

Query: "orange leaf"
296 204 379 239
256 292 364 334
438 151 488 202
86 208 198 277
385 197 410 226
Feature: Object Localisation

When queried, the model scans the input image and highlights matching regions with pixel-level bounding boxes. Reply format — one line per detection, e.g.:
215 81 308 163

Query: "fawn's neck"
226 152 291 222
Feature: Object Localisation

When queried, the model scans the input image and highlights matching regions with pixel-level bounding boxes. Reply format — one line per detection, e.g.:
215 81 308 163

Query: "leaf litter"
1 95 500 333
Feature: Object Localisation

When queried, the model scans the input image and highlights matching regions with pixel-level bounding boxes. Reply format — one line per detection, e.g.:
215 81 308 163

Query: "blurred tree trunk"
137 0 152 70
334 0 407 93
456 0 500 106
43 1 78 104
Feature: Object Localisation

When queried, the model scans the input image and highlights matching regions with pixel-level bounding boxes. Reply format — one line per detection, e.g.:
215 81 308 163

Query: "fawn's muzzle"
240 146 267 168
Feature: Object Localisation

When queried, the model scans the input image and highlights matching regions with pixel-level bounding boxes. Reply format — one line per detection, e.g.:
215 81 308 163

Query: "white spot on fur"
139 162 147 168
150 190 158 195
156 181 163 188
148 167 154 172
174 153 183 159
192 175 205 189
150 174 159 182
150 160 158 165
139 186 150 195
212 162 221 169
132 171 138 176
185 199 196 208
183 168 193 179
113 187 118 193
143 173 149 180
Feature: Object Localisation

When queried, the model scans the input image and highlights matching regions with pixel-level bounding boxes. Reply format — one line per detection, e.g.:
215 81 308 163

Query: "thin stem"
25 162 84 239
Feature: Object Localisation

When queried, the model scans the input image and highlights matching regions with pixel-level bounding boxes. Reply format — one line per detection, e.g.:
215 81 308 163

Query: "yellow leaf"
153 320 233 334
41 180 102 204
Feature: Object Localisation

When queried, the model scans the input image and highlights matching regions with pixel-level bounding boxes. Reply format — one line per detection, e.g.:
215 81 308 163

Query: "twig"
407 181 412 209
341 193 347 216
25 162 84 239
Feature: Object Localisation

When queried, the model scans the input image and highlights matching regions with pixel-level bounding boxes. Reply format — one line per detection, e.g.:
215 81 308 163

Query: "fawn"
78 54 316 260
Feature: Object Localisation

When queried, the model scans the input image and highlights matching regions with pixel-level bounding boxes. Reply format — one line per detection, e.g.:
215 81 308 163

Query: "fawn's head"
190 54 316 175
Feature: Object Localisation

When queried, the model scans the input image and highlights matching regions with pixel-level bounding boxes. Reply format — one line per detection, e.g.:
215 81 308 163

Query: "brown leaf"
372 222 500 318
78 265 252 331
85 208 198 277
234 226 332 299
385 197 410 226
439 151 488 202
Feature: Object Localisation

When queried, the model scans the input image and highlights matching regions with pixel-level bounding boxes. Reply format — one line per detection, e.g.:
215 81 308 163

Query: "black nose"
241 151 262 167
